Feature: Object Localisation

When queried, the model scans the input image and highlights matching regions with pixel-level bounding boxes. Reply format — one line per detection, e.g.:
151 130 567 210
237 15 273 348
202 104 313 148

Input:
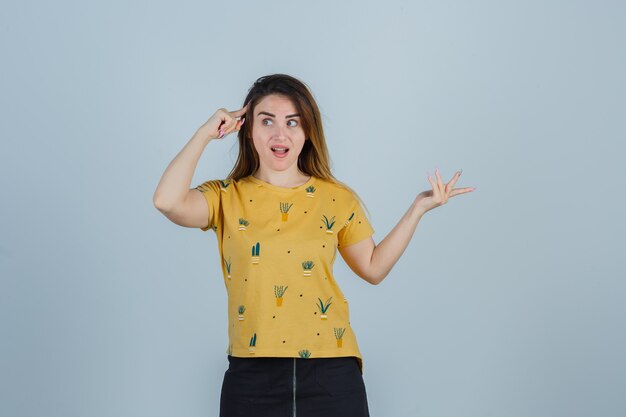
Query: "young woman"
153 74 475 417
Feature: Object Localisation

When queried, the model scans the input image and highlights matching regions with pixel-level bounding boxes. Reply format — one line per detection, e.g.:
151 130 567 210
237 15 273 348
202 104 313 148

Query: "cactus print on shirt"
194 175 375 373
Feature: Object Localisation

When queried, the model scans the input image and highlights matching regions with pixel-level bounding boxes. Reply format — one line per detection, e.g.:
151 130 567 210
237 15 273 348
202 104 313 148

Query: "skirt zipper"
293 357 297 417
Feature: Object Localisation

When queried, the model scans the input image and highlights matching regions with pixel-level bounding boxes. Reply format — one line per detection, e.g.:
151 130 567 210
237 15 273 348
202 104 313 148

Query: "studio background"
1 1 624 416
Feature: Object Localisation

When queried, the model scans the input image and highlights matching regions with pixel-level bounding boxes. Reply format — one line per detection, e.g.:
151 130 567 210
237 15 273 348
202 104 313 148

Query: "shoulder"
315 177 349 192
315 177 361 206
196 177 248 193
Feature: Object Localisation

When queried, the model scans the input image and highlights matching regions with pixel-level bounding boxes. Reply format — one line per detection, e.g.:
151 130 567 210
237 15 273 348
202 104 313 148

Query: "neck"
252 166 311 188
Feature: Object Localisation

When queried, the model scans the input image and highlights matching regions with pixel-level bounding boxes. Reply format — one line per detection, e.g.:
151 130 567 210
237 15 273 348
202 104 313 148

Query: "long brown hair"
226 74 371 218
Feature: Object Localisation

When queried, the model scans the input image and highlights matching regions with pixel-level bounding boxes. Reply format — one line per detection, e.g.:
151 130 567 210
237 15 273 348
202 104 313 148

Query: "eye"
287 119 298 127
262 118 273 126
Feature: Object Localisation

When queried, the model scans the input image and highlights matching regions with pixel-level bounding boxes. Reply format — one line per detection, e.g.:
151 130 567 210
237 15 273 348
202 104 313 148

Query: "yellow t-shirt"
194 175 375 373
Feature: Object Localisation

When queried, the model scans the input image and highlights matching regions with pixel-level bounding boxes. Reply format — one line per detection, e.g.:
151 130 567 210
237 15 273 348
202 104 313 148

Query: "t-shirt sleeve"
194 179 222 232
337 194 375 248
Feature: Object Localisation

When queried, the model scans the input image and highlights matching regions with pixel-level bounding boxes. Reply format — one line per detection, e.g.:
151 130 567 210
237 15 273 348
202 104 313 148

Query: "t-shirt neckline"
246 174 316 192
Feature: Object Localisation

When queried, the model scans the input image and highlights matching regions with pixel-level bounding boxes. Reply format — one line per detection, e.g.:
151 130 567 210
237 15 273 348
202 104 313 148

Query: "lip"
271 146 290 159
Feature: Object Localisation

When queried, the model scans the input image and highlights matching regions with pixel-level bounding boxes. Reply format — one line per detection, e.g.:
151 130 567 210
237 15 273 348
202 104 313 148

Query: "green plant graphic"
219 179 230 191
334 327 346 347
274 285 289 298
249 333 257 347
274 285 288 306
302 260 315 276
280 202 293 221
306 186 316 197
238 218 250 230
316 296 333 319
345 212 355 226
238 305 246 320
224 256 232 278
321 215 336 233
251 242 261 263
299 349 311 358
280 202 293 213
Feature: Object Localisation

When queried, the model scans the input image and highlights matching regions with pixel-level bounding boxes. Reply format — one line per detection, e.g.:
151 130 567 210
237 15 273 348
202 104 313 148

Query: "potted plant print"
316 296 333 320
275 285 288 306
334 327 346 347
321 215 336 234
280 202 293 221
302 260 315 277
238 218 249 231
251 242 260 264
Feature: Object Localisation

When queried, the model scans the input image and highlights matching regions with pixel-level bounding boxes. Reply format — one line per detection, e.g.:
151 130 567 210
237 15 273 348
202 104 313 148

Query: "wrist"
194 126 216 143
411 200 427 218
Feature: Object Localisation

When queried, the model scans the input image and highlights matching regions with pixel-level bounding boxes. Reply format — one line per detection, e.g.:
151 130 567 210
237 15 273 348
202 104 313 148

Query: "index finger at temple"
230 105 248 118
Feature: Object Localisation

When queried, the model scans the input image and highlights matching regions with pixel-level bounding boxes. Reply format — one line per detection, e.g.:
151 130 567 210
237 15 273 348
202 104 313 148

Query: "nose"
272 121 289 138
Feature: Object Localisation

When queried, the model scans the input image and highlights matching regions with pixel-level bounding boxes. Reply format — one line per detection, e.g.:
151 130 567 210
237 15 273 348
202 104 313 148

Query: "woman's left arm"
339 168 475 285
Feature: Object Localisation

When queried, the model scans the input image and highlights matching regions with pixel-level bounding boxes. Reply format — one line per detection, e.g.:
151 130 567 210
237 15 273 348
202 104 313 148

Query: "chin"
270 161 296 170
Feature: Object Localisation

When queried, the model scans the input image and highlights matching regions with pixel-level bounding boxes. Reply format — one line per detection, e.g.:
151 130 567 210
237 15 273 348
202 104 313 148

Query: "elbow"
153 198 168 213
368 271 388 286
153 196 163 211
153 193 175 213
153 192 166 211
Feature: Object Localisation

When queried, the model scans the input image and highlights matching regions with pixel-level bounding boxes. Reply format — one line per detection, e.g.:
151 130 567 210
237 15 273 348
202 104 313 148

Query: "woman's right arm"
152 106 246 228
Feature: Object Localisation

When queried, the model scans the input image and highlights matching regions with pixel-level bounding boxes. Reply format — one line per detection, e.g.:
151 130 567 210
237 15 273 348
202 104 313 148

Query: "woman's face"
250 94 306 173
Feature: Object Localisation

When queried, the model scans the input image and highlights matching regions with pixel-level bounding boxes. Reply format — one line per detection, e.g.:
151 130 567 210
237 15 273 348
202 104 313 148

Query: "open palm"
415 168 475 214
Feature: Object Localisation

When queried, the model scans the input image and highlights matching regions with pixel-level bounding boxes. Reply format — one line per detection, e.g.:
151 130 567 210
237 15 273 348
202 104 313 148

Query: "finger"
229 104 248 118
435 168 445 193
224 116 245 135
448 187 476 198
435 168 447 203
217 120 230 138
427 172 441 201
444 170 463 195
218 115 237 137
215 107 231 125
223 115 240 132
224 118 245 136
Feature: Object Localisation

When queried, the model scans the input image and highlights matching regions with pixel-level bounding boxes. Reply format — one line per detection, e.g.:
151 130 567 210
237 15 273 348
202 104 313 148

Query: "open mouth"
271 146 290 155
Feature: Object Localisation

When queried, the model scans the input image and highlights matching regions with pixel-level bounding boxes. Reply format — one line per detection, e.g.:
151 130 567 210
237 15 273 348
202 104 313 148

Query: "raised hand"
200 104 248 140
414 168 475 214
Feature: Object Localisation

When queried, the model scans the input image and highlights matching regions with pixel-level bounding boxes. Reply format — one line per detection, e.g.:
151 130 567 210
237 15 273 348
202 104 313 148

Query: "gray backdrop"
1 1 625 416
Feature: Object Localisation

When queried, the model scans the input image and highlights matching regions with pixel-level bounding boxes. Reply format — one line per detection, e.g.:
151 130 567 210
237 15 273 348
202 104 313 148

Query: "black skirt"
219 355 371 417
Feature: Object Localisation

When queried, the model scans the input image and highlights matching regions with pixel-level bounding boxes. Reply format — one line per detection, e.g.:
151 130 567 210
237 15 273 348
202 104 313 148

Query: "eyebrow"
257 111 301 118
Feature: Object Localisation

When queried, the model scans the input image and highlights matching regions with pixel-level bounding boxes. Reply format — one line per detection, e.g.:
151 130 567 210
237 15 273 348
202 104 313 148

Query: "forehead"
254 94 297 113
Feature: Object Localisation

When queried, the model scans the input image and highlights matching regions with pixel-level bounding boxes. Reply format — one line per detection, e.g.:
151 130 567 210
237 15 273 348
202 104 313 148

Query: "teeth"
272 147 288 151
